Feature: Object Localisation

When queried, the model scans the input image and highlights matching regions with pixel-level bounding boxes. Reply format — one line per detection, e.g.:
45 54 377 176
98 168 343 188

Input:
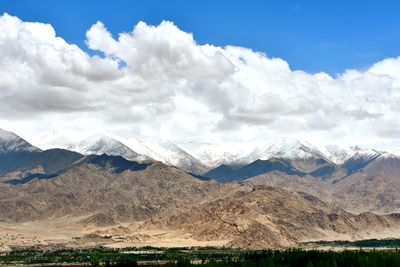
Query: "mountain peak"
347 146 382 160
68 134 140 161
260 139 329 162
0 128 18 141
122 138 208 174
0 128 41 153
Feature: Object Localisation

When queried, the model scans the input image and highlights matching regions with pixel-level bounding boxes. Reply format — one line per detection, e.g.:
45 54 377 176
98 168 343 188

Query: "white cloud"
0 13 400 152
86 20 234 79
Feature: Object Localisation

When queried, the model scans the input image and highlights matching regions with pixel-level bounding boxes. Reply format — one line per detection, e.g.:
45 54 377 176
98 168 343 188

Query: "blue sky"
1 1 400 151
1 0 399 75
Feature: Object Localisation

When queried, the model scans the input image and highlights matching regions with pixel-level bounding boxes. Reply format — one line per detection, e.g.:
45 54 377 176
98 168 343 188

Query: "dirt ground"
0 217 230 252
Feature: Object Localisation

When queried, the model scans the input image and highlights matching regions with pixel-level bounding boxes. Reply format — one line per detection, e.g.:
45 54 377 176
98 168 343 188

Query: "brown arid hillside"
143 186 400 248
332 157 400 214
1 157 400 250
242 157 400 214
243 171 332 202
0 161 235 222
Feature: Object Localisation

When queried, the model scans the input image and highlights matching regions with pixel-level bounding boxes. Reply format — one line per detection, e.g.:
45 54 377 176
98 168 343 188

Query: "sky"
2 0 400 74
0 1 400 153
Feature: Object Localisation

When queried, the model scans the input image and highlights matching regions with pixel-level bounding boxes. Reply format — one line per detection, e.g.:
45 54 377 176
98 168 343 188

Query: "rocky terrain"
332 156 400 213
204 146 400 214
240 155 400 214
0 158 232 222
1 155 400 249
144 186 400 248
1 128 400 250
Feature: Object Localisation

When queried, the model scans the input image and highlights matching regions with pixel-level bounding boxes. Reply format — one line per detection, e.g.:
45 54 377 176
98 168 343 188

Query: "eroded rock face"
143 186 400 248
0 161 237 222
332 157 400 214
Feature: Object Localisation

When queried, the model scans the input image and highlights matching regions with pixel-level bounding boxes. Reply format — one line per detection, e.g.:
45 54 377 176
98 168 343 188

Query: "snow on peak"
123 138 206 172
0 128 40 153
347 146 382 160
191 139 400 167
68 134 139 160
321 145 387 164
379 151 398 159
2 127 399 169
316 145 353 164
189 139 342 167
265 141 394 166
0 128 19 141
258 139 329 162
389 149 400 157
187 142 261 168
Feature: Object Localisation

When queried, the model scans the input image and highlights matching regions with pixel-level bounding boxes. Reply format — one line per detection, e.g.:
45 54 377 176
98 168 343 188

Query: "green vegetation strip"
1 244 400 267
303 238 400 248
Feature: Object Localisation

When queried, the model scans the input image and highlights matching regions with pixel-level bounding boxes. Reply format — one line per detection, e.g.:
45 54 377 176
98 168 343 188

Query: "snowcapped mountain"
257 139 330 162
0 128 41 153
0 128 82 176
123 138 208 174
2 127 400 175
248 139 338 174
346 146 382 161
68 134 148 162
253 140 396 165
194 139 400 177
187 139 383 168
389 149 400 158
189 142 260 168
193 139 335 167
338 146 396 174
316 145 354 164
65 135 207 174
192 139 352 168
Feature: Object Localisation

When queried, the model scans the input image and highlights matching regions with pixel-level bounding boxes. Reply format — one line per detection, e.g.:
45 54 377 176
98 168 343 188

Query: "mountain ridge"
8 128 399 173
2 128 400 215
2 156 400 248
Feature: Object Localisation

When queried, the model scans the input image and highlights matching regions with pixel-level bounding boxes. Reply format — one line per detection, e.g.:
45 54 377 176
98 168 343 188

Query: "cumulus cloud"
0 13 400 150
86 20 234 78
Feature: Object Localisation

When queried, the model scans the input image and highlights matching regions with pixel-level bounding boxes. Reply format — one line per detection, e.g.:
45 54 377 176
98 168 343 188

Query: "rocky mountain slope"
147 186 400 248
1 128 400 248
244 171 331 202
1 158 399 248
238 156 400 214
199 140 400 214
0 128 41 154
332 155 400 214
0 155 231 222
204 159 305 183
2 127 400 215
0 128 83 176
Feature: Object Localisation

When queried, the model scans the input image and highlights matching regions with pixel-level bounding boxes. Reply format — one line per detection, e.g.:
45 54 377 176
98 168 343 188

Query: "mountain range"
1 127 400 249
29 130 399 175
